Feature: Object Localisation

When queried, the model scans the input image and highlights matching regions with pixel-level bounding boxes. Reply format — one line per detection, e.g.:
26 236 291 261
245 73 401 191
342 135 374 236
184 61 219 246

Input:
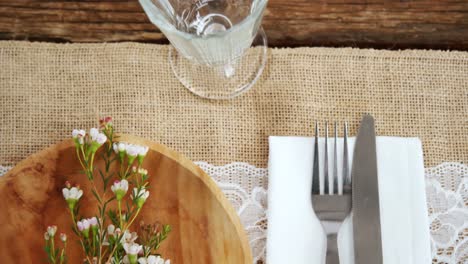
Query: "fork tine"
333 122 339 195
343 122 351 193
324 122 329 194
312 121 320 195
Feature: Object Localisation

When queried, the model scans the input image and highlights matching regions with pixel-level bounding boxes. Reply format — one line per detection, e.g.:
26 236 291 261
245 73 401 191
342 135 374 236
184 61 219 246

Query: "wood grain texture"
0 0 467 50
0 135 252 264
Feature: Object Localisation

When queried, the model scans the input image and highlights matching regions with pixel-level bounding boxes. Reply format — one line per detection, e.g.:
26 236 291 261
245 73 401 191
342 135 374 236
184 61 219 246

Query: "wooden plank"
0 0 467 50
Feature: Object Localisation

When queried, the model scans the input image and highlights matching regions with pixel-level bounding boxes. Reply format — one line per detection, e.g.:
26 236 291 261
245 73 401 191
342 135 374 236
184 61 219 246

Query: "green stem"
69 210 92 263
123 160 134 179
118 200 123 228
50 238 56 264
75 147 86 169
93 231 96 256
59 246 65 264
124 207 141 230
80 145 87 166
88 152 96 179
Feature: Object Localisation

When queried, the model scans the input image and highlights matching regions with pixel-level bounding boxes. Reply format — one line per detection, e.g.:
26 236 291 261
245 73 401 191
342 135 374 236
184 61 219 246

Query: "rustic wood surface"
1 0 467 50
0 135 252 264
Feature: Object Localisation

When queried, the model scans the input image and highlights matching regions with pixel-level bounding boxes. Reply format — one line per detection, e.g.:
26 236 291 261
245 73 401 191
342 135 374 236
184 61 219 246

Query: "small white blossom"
125 144 139 157
95 133 107 144
107 224 115 236
133 187 150 200
89 128 99 139
123 230 138 243
137 145 149 157
47 225 57 237
89 128 107 145
62 186 83 210
89 217 98 228
44 232 50 241
132 167 148 176
62 187 83 200
111 179 129 201
72 129 86 145
77 219 90 232
60 233 67 242
113 142 127 154
132 187 150 208
72 129 86 138
123 242 143 256
123 242 142 255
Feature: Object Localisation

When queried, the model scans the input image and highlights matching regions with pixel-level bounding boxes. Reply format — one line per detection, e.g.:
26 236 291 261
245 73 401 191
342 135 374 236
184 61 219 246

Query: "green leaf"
107 210 119 226
98 169 106 184
91 189 102 204
44 245 51 255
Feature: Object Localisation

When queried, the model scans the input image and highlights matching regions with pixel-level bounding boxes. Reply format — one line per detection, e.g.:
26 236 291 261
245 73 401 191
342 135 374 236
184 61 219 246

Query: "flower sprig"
44 117 171 264
44 226 67 264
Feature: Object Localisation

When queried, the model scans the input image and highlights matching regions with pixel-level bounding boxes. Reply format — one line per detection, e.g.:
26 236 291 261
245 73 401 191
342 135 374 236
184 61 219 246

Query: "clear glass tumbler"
139 0 269 99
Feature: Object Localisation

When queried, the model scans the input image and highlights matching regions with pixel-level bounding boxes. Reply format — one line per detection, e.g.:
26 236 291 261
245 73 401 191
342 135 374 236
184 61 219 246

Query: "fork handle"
325 233 339 264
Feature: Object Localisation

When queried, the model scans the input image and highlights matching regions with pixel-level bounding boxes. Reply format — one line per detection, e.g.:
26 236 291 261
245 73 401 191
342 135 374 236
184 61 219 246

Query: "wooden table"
1 0 467 50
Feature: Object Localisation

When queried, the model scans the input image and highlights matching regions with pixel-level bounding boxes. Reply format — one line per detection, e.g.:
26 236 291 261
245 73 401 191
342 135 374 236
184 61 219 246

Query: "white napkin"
267 136 431 264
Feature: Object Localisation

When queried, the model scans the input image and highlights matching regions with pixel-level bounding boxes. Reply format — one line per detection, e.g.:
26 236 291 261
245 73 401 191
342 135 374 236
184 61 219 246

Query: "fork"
311 122 352 264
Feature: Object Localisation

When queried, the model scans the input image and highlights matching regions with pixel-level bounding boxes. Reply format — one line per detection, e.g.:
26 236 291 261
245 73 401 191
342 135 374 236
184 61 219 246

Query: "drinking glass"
139 0 269 99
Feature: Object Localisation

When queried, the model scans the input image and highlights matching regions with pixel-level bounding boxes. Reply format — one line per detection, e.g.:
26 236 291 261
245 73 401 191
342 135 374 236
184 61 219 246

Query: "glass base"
169 28 268 100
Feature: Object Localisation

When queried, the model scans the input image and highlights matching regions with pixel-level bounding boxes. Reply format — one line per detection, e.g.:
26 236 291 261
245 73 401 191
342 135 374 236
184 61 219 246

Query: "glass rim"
139 0 268 40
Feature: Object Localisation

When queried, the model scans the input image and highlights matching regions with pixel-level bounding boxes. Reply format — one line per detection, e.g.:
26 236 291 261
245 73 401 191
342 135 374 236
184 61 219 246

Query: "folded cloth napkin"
267 136 431 264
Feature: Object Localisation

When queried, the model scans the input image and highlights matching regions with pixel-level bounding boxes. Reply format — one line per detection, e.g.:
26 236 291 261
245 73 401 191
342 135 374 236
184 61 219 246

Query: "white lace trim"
425 162 468 263
195 162 268 264
0 165 11 177
1 162 466 263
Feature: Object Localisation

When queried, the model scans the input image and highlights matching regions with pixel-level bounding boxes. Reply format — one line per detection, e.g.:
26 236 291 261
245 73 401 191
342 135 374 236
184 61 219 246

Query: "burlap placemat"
0 41 466 167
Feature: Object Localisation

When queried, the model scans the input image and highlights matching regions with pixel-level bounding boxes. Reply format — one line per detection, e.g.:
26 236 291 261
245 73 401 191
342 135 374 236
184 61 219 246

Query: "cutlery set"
311 115 382 264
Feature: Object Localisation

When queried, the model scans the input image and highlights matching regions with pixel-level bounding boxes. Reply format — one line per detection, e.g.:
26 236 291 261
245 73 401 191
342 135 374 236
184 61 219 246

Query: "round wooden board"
0 134 252 263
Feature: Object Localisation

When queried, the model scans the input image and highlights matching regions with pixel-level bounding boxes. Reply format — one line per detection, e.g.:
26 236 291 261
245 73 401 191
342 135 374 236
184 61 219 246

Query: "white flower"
62 186 83 210
77 219 90 231
72 129 86 145
89 128 99 139
138 256 170 264
89 128 107 145
88 217 98 227
95 133 107 144
60 233 67 242
123 230 138 243
123 242 143 255
136 145 149 165
126 144 139 157
62 187 83 200
72 129 86 139
137 146 149 157
44 232 50 241
47 225 57 237
113 142 127 153
107 224 115 236
133 187 150 199
119 142 127 151
111 179 129 201
133 167 148 176
132 187 150 208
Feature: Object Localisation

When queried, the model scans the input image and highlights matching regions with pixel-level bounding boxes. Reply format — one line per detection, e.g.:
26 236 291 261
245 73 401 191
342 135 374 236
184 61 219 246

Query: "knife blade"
352 114 383 264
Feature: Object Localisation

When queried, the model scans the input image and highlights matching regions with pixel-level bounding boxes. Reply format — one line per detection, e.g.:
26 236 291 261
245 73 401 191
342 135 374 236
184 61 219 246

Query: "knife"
352 114 383 264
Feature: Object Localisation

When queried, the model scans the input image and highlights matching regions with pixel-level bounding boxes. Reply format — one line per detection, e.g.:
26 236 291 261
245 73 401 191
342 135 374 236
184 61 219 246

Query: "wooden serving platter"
0 134 252 264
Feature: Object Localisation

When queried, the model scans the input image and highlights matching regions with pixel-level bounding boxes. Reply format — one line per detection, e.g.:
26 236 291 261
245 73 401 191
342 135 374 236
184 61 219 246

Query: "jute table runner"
0 41 467 167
